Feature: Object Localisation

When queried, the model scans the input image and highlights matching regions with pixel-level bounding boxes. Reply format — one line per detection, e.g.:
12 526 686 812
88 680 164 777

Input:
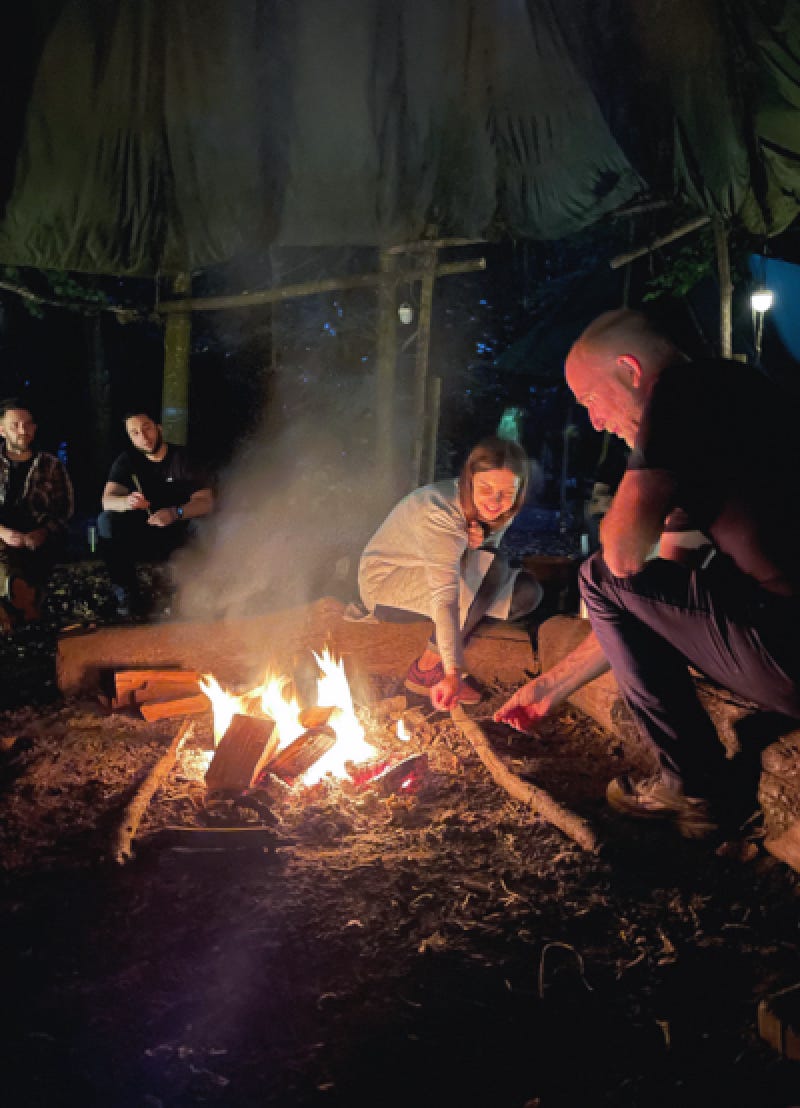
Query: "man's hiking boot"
606 774 720 840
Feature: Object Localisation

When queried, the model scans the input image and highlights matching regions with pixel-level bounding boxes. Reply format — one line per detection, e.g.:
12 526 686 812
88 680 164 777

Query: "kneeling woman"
357 437 542 711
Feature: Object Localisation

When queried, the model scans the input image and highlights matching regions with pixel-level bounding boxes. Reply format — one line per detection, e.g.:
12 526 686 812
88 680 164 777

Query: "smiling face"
471 467 521 524
566 353 645 449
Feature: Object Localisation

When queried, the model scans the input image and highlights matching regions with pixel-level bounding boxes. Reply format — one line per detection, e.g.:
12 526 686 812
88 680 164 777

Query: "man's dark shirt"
628 359 800 594
107 444 208 513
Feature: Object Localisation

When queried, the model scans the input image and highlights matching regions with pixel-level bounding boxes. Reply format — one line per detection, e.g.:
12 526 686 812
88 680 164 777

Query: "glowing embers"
199 647 377 790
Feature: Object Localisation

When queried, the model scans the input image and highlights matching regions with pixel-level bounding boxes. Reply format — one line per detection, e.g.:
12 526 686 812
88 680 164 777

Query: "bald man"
496 309 800 840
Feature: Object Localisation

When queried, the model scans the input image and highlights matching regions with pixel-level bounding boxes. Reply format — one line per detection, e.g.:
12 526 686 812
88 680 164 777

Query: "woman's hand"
494 675 556 732
467 521 484 550
430 672 463 712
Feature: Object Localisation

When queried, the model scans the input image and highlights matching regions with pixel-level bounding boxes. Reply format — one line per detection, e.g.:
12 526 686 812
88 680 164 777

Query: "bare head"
459 436 529 529
565 309 682 447
0 398 36 459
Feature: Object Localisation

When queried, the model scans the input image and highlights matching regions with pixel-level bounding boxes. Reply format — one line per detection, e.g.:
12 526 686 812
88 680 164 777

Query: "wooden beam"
161 271 192 444
387 237 484 254
609 216 710 270
156 259 486 314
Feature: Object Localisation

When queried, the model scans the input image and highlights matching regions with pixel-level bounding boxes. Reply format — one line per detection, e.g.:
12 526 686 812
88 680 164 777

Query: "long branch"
111 719 195 864
451 706 599 852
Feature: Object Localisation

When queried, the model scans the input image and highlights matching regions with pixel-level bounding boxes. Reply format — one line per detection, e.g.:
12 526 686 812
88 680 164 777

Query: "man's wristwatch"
175 505 185 520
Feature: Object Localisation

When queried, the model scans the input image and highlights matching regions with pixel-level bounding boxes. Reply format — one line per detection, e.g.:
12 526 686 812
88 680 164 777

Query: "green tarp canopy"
1 0 799 277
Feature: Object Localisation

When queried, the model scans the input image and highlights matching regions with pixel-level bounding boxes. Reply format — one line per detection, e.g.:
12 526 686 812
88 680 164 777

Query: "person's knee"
578 549 607 600
97 510 120 541
510 570 543 620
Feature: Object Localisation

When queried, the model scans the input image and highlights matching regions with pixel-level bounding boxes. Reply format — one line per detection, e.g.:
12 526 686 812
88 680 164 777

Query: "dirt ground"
1 572 800 1107
1 683 799 1106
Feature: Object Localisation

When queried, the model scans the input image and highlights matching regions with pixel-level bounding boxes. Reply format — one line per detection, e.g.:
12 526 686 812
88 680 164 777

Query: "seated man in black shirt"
496 308 800 840
0 398 73 629
98 409 214 617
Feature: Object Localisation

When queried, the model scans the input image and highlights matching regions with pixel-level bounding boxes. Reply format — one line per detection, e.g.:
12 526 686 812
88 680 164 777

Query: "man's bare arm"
182 487 213 519
494 631 609 732
599 468 675 577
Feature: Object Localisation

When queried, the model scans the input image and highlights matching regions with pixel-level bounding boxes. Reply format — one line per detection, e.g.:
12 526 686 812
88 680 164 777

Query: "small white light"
397 302 414 325
750 288 774 313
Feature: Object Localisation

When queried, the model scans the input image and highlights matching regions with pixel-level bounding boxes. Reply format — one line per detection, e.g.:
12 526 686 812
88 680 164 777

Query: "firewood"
205 714 279 792
113 669 200 709
298 705 339 729
266 727 337 783
450 706 599 852
111 719 195 864
114 668 200 696
370 753 428 795
140 693 211 723
132 681 203 706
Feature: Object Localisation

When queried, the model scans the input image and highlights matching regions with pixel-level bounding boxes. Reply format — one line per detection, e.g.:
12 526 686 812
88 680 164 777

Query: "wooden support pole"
409 244 437 490
161 272 192 444
422 375 441 485
451 706 599 852
375 248 398 501
156 259 486 315
713 217 733 359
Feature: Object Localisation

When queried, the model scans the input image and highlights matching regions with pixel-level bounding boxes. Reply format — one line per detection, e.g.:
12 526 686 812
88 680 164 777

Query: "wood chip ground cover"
2 668 800 1108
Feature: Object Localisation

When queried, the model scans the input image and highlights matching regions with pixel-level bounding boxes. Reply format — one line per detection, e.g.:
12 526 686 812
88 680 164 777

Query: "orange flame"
199 647 375 785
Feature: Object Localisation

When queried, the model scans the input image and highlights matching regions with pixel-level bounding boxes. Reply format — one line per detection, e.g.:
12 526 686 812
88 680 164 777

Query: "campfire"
198 647 380 788
108 647 430 864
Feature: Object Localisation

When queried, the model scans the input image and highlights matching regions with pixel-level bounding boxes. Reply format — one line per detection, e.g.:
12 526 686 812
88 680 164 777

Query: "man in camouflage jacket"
0 398 73 628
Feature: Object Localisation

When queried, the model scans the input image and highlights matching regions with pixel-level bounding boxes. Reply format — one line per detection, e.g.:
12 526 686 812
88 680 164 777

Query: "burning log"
140 693 211 723
370 753 428 796
298 705 339 729
111 719 196 864
450 706 599 853
266 727 337 784
205 715 279 792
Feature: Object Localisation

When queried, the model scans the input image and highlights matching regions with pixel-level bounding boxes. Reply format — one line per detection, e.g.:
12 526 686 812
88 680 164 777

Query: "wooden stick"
131 474 152 517
450 706 599 852
111 719 195 864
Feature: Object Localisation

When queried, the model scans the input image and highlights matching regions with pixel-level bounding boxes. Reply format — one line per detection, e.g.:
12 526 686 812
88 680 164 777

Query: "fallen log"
205 715 279 792
140 693 211 723
450 705 599 852
111 719 195 865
